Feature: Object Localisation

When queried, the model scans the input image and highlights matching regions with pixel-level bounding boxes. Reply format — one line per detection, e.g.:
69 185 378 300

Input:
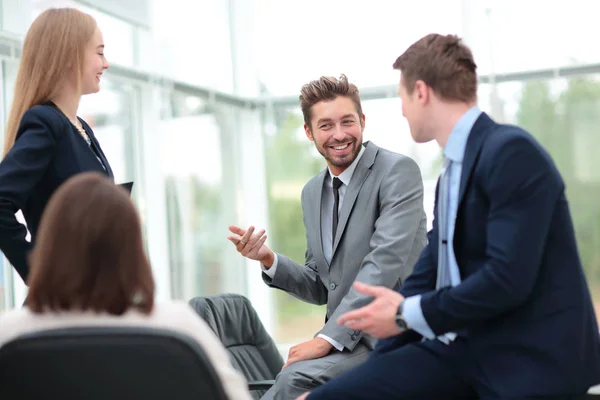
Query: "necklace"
69 118 91 146
53 103 91 145
55 105 106 172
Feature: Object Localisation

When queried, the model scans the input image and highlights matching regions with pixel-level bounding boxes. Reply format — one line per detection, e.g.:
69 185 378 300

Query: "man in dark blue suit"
300 33 600 400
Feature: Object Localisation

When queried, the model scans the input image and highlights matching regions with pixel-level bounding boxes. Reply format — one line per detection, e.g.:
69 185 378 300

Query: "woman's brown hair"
26 172 155 315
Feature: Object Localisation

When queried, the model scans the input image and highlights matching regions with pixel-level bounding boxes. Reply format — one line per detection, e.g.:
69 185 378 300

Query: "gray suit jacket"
263 141 427 351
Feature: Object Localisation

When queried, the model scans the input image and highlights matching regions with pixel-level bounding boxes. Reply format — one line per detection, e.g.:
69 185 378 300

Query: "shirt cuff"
317 334 344 351
402 295 436 340
261 253 278 278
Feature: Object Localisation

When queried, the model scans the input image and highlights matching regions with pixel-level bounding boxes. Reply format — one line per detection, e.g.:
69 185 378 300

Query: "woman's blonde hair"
3 8 97 155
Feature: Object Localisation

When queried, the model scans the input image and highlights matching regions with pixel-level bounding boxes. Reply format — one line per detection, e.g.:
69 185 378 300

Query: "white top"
0 300 252 400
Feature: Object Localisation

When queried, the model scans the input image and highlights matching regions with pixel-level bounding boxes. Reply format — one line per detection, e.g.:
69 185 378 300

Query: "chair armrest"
248 380 275 391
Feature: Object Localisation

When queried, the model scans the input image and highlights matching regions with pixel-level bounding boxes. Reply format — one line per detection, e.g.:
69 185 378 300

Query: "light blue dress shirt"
402 106 482 341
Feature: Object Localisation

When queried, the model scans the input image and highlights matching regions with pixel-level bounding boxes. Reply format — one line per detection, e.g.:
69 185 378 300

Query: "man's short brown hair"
299 74 363 128
26 172 155 315
393 33 477 103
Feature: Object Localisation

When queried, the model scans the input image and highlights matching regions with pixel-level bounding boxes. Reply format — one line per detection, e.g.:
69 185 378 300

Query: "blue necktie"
437 158 458 343
436 158 452 290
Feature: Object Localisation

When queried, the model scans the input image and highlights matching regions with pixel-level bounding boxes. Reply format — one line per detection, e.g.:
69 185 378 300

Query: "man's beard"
316 138 361 170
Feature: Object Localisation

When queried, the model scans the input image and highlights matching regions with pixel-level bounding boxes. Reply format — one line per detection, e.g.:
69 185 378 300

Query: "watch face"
395 315 408 330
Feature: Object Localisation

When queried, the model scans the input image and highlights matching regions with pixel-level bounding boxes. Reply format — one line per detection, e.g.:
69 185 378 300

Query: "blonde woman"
0 8 112 283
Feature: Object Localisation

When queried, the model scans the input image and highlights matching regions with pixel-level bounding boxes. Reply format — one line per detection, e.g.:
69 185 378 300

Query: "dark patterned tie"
332 177 343 248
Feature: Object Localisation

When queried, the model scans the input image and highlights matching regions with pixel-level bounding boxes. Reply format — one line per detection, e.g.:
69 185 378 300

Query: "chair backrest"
0 327 229 400
189 294 284 395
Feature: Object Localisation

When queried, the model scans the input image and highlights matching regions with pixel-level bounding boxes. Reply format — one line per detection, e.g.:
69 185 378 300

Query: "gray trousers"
260 343 370 400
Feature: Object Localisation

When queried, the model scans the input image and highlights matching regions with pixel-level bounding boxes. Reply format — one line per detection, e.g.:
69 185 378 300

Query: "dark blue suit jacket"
383 113 600 397
0 102 113 283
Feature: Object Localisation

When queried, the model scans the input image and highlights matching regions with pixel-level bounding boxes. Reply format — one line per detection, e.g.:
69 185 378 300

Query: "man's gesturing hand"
227 225 275 267
337 282 406 339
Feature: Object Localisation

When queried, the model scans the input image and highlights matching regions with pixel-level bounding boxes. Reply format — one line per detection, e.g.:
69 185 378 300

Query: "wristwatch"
395 301 408 330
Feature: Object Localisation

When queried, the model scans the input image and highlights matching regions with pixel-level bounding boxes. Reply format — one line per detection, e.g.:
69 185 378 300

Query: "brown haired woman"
0 8 114 283
0 172 251 400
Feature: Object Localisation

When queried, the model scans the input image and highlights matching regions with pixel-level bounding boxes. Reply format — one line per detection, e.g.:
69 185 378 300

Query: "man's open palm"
227 225 273 265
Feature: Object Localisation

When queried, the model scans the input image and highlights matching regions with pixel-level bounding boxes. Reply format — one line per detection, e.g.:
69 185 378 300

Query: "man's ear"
304 123 314 141
414 80 430 106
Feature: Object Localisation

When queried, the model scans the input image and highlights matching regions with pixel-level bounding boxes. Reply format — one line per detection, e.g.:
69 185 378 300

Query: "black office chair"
0 327 229 400
189 294 284 399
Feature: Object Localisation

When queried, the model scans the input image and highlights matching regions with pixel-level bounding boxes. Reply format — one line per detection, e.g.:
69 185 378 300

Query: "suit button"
351 335 357 341
329 282 337 290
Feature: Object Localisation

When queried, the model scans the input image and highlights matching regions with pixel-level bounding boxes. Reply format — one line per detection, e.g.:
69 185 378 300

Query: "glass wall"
461 0 600 76
162 92 245 300
252 0 464 95
145 0 234 91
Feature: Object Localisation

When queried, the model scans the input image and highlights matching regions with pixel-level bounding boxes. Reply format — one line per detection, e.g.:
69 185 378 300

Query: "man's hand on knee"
296 392 310 400
283 337 333 369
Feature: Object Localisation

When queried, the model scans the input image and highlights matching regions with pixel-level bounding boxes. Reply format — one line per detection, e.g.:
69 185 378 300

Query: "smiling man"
228 74 427 399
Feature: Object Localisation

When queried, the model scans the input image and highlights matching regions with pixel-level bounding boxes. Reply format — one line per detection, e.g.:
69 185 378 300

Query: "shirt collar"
329 144 365 186
444 106 482 163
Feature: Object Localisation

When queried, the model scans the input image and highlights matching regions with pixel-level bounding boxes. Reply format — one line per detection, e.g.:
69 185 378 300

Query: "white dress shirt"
263 145 366 351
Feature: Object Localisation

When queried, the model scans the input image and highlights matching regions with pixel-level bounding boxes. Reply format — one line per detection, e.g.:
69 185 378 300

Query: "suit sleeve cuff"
317 334 344 351
402 295 436 340
261 253 278 278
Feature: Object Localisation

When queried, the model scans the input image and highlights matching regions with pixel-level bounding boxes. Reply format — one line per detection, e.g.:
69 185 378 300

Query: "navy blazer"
0 102 113 283
388 113 600 397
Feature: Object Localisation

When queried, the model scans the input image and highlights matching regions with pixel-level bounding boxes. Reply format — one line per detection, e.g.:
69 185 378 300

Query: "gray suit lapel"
310 169 329 267
332 142 378 257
